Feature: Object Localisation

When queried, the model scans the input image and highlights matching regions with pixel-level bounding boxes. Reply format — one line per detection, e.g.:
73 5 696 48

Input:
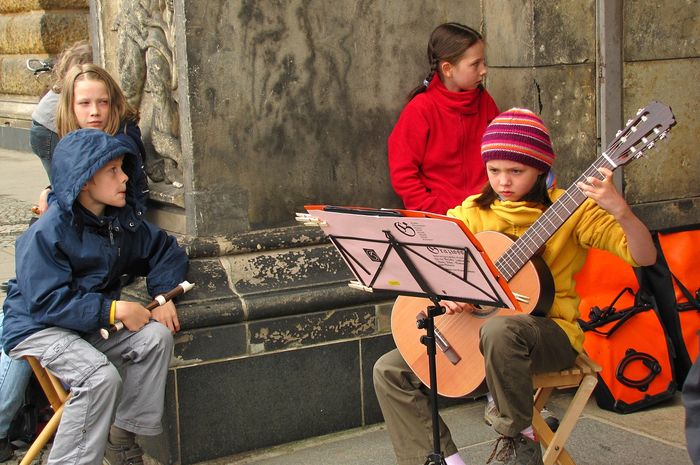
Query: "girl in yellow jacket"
373 108 657 465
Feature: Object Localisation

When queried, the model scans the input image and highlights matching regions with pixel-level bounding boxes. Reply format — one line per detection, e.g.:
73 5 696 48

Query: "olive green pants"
373 314 577 464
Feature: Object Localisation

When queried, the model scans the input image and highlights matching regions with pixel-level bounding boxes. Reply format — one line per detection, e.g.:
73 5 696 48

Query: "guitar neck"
496 156 616 281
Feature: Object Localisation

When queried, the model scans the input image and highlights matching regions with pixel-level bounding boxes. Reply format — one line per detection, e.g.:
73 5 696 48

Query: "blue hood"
51 128 147 213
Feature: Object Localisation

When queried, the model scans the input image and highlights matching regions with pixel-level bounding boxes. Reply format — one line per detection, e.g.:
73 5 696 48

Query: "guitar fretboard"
495 156 615 281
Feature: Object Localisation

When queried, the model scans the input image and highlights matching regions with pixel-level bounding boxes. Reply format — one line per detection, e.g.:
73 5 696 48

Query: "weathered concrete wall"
485 0 699 230
177 1 487 236
622 0 700 229
95 0 484 236
485 0 598 188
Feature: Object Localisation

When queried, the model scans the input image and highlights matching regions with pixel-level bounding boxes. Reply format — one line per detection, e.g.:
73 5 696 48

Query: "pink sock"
445 452 467 465
520 425 535 441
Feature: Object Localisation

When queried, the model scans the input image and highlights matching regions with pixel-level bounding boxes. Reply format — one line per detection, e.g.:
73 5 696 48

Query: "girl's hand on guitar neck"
442 300 478 315
576 166 656 267
576 167 628 218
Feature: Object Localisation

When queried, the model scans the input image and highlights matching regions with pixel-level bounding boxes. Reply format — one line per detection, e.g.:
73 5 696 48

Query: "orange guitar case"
576 249 677 413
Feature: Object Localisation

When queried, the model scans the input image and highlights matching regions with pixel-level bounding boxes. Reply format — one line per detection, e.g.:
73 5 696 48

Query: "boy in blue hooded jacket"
2 128 188 465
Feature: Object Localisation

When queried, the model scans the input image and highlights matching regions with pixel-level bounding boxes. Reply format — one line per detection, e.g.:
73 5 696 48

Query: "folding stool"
19 356 70 465
531 353 602 465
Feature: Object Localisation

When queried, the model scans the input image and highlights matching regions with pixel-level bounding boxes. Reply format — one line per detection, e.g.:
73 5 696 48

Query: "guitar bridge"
416 311 462 365
513 292 531 304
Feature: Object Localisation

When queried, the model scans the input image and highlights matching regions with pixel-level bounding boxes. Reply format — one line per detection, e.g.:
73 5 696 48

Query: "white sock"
520 425 535 441
445 452 467 465
486 392 494 403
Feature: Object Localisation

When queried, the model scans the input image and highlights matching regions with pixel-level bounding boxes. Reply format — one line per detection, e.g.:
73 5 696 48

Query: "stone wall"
0 0 89 149
483 0 699 230
622 0 700 229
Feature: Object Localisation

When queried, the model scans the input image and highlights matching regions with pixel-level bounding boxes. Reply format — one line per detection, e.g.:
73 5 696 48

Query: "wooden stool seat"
20 356 70 465
531 353 602 465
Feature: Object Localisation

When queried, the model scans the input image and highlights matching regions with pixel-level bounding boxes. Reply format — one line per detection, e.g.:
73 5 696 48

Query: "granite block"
177 340 362 464
360 334 397 425
174 323 248 366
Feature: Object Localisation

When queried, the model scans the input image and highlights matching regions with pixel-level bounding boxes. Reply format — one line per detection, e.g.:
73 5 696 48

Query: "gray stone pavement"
0 148 48 290
0 148 692 465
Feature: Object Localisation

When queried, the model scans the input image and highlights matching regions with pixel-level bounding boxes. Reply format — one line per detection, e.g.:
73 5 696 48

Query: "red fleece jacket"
388 78 499 214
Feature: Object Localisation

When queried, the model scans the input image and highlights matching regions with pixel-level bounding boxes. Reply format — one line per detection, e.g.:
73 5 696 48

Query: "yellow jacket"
447 188 637 353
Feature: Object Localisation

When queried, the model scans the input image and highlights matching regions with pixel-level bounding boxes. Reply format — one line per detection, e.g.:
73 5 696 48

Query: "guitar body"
390 230 555 398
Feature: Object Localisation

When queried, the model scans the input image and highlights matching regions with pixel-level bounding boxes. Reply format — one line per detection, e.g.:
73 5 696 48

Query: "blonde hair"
51 40 93 93
56 64 139 137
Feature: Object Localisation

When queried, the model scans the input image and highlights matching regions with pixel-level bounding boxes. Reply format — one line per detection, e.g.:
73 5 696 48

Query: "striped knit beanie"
481 108 555 172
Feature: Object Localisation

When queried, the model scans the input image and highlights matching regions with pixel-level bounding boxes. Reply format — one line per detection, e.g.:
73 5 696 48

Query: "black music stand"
299 206 516 465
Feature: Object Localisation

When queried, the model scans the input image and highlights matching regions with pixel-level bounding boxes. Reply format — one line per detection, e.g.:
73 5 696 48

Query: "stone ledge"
121 242 395 331
631 198 700 232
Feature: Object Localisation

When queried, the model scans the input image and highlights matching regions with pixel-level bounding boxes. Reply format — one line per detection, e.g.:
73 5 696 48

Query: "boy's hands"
151 300 180 333
114 300 180 333
115 301 150 331
36 187 51 215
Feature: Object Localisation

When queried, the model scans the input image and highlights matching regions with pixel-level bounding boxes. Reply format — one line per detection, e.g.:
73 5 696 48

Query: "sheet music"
308 209 515 309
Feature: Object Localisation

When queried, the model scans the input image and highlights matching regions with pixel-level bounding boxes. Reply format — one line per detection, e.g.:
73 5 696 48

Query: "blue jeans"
0 311 32 439
684 353 700 465
29 120 59 181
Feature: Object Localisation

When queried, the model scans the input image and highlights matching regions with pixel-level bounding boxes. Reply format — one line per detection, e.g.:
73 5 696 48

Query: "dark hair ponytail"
407 22 483 101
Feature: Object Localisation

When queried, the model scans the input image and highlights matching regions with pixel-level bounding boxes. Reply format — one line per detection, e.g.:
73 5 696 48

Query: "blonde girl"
37 64 146 214
30 40 93 177
56 63 140 137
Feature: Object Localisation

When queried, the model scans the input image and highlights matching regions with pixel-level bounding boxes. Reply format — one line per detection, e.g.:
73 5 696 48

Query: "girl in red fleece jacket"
388 22 500 215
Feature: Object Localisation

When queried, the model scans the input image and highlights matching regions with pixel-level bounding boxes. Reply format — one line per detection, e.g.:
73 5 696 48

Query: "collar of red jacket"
427 77 482 115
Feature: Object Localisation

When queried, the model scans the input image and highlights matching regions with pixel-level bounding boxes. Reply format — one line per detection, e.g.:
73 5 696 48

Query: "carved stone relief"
113 0 182 186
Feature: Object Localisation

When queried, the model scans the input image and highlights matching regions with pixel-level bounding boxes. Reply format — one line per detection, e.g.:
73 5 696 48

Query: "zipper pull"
108 223 114 245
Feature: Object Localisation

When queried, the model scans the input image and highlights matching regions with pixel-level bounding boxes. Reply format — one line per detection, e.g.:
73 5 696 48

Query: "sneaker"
486 434 543 465
0 437 12 462
104 442 144 465
484 400 559 432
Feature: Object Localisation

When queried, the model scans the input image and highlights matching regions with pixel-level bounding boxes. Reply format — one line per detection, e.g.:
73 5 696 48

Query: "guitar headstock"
605 101 676 167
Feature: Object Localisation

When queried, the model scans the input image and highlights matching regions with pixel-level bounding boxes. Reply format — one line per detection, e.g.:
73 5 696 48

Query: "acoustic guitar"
390 101 676 398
